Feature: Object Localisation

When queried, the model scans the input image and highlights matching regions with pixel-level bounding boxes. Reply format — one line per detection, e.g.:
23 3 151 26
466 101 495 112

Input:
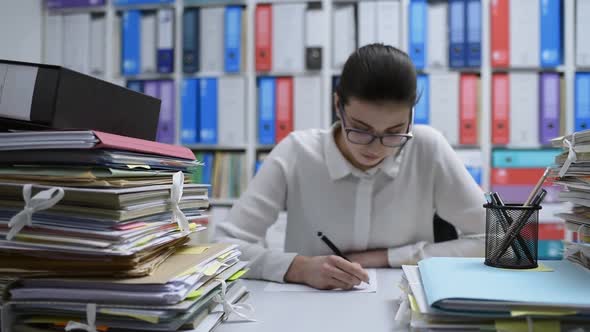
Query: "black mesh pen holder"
484 203 541 269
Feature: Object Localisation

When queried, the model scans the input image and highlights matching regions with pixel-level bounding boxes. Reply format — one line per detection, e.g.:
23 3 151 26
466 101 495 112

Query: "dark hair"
336 44 418 108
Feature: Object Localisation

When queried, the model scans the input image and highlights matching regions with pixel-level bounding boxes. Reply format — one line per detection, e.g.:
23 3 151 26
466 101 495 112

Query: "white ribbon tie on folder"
7 184 64 240
171 171 190 233
65 303 97 332
559 134 577 178
213 279 257 322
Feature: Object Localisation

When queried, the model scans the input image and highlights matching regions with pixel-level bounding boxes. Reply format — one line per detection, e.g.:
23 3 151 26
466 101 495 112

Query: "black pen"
317 231 351 262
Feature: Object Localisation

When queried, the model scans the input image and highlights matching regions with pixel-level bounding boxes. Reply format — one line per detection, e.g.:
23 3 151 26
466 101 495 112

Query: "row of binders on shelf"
181 77 246 146
193 152 248 200
127 79 176 144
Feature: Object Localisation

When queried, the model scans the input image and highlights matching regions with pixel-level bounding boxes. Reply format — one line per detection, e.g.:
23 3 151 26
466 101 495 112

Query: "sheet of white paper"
264 269 378 293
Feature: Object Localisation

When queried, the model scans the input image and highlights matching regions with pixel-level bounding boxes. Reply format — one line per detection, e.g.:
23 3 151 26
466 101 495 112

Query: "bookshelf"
41 0 578 208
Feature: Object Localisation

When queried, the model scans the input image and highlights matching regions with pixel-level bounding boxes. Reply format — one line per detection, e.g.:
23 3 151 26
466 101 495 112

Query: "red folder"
93 131 195 160
275 77 293 143
491 0 509 67
459 74 479 145
492 74 510 144
491 168 548 185
255 4 272 72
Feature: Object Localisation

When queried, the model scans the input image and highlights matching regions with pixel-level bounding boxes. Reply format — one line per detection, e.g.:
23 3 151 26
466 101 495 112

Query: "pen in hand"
317 231 351 262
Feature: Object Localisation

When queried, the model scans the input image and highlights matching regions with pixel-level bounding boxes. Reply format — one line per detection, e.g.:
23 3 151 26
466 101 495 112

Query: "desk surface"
217 269 405 332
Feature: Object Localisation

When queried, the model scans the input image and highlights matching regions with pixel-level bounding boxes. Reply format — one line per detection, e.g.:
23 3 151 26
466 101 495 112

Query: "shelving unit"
42 0 579 206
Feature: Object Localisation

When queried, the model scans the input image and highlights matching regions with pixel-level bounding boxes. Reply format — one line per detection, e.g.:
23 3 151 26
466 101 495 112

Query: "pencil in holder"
483 203 541 269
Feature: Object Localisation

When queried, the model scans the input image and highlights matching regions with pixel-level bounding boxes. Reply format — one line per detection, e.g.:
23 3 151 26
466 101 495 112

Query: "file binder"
415 74 429 125
358 1 377 48
491 168 548 185
409 0 426 70
0 60 160 141
492 73 509 144
576 0 590 66
90 16 106 75
126 80 143 93
465 0 481 67
63 13 91 75
539 73 561 145
182 9 199 74
218 77 246 145
200 7 224 72
540 0 562 67
492 149 560 168
509 73 538 147
157 9 174 73
224 6 242 73
275 77 293 143
430 72 459 145
181 79 198 144
122 10 141 76
510 0 539 67
332 5 356 69
490 0 509 67
258 77 276 145
377 0 401 48
272 4 305 72
47 0 105 8
448 0 465 67
199 78 218 144
427 0 447 68
44 15 64 66
459 74 478 145
294 76 322 130
305 6 323 70
255 4 272 72
140 13 157 73
575 73 590 132
156 80 175 144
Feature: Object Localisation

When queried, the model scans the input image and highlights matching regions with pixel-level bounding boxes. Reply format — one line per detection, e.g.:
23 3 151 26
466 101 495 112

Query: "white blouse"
214 124 486 282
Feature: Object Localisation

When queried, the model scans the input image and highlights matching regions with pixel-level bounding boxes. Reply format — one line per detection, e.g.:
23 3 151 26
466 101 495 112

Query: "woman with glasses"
215 44 486 290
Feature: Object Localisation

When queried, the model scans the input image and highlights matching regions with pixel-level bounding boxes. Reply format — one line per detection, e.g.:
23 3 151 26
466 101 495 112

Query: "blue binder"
183 9 199 74
449 0 466 68
258 77 276 145
466 166 482 185
201 152 214 185
122 10 141 76
409 0 426 70
465 0 481 67
126 80 143 93
181 79 199 144
538 240 564 260
157 9 174 73
225 6 242 73
540 0 562 68
492 149 560 168
575 73 590 132
199 78 218 144
415 74 429 124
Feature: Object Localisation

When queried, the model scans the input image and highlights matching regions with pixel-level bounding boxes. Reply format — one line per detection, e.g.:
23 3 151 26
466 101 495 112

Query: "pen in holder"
484 203 541 269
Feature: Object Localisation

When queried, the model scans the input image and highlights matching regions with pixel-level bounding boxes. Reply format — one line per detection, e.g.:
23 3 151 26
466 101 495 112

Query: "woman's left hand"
345 249 389 268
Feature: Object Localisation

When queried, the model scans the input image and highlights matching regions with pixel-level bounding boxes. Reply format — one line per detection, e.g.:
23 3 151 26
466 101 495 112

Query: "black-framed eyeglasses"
338 103 414 148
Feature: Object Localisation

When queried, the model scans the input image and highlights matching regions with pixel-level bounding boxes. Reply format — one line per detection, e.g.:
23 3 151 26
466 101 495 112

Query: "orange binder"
275 77 293 143
491 0 509 67
492 74 510 145
255 4 272 72
459 74 479 145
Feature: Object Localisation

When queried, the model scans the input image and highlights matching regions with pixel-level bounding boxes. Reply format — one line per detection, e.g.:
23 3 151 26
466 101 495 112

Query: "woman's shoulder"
411 125 446 147
272 128 329 157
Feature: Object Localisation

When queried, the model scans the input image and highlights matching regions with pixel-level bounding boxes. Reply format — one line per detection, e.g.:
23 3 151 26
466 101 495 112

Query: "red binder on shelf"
491 168 548 185
275 77 293 143
255 4 272 72
460 74 479 145
492 74 510 144
490 0 509 68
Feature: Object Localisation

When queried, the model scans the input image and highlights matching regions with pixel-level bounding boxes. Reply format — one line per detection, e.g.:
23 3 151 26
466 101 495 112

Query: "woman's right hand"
284 255 370 290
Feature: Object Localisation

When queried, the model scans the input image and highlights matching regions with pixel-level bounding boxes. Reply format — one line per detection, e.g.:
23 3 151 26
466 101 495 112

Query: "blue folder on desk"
418 257 590 313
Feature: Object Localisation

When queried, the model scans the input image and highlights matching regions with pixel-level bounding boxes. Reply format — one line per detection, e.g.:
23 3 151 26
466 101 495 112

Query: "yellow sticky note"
203 261 224 276
133 234 156 248
500 263 554 272
186 289 204 300
228 269 248 281
495 320 560 332
511 309 577 317
99 309 159 324
408 294 419 312
177 246 210 255
218 251 233 260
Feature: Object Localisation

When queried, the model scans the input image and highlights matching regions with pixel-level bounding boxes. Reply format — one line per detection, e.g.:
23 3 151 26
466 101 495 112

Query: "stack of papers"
4 244 252 332
551 131 590 269
396 257 590 331
0 130 210 277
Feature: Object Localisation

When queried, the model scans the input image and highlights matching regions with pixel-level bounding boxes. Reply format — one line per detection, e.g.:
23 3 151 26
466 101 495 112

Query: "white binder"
509 72 539 147
294 76 323 131
430 72 459 146
44 15 63 66
90 15 105 75
358 1 377 48
510 0 539 67
272 3 306 72
218 77 246 145
63 13 91 74
427 0 448 68
140 13 156 73
376 0 401 48
200 7 224 72
576 0 590 66
332 5 356 69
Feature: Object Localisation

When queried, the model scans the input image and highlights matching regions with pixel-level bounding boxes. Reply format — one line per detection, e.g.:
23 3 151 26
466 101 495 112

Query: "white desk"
217 269 406 332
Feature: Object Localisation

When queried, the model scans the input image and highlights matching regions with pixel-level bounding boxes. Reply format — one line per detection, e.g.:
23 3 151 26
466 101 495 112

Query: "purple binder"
540 73 561 145
46 0 105 9
156 80 176 144
491 184 560 204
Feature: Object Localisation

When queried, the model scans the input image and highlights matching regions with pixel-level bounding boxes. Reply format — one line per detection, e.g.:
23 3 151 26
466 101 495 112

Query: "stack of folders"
550 131 590 270
396 257 590 331
3 243 251 332
0 130 253 331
